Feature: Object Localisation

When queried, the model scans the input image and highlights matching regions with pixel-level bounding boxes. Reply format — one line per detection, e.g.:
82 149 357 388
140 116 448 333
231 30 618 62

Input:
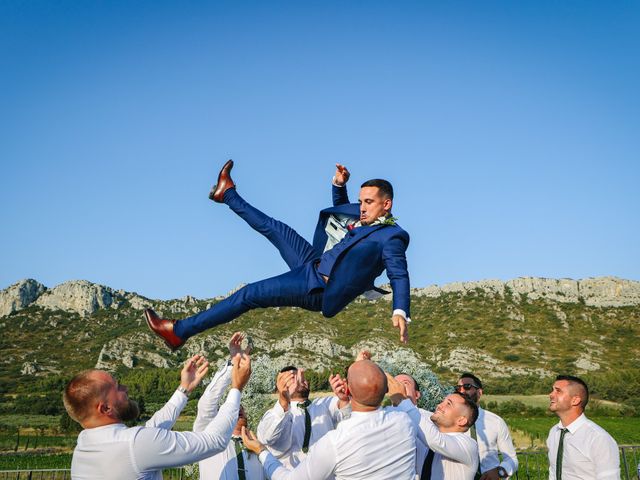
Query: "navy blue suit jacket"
312 185 411 318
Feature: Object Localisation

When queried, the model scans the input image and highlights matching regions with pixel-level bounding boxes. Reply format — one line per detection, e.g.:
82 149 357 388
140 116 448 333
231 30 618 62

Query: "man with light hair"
546 375 619 480
63 352 251 479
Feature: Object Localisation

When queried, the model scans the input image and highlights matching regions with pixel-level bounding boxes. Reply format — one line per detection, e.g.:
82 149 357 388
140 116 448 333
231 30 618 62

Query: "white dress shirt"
258 405 417 480
194 362 265 480
413 408 479 480
546 413 620 480
465 407 518 476
71 387 241 479
256 395 346 468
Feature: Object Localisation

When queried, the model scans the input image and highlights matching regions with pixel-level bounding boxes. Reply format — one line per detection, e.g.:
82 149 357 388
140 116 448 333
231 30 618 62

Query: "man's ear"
477 388 484 400
98 401 110 415
456 415 469 428
570 395 582 408
384 198 392 213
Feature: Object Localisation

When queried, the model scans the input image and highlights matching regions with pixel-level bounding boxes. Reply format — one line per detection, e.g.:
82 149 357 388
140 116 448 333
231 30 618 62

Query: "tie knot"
299 400 311 409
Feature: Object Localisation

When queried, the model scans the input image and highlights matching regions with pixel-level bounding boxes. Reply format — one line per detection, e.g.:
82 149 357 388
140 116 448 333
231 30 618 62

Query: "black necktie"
421 449 435 480
556 428 568 480
232 437 246 480
470 425 482 480
299 400 312 453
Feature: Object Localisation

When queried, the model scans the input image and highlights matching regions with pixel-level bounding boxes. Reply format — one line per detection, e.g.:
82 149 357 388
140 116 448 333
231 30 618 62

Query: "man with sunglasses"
455 373 518 480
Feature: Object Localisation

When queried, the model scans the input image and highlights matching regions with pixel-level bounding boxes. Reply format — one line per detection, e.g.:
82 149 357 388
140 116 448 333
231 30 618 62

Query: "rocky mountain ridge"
2 276 638 318
1 276 638 383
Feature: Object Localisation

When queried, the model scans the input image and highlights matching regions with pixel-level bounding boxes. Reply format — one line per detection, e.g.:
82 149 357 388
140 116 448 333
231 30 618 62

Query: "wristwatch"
497 466 508 478
177 386 189 397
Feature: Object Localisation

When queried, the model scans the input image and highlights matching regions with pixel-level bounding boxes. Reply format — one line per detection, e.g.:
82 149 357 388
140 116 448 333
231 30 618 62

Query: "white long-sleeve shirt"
258 406 417 480
256 395 346 468
71 388 241 479
414 409 479 480
546 413 620 480
194 362 265 480
465 407 518 476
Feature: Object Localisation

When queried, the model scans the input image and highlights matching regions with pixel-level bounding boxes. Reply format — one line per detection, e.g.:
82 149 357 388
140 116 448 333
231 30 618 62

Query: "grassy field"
483 394 623 410
506 416 640 447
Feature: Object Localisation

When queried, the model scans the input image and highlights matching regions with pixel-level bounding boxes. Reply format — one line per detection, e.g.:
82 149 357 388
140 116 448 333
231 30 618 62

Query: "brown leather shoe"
144 308 185 351
208 159 235 203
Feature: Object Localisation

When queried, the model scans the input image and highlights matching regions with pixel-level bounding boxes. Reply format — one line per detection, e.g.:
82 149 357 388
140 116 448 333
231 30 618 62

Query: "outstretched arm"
193 332 245 432
146 354 209 429
332 163 350 206
382 233 411 343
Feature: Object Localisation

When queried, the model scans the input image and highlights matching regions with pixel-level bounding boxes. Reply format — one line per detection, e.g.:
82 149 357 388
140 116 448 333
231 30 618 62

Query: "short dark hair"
280 365 298 373
459 372 483 390
361 179 394 200
556 375 589 409
453 391 479 427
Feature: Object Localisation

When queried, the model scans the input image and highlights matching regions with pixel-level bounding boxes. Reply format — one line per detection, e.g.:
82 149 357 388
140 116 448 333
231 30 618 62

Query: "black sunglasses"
454 383 479 391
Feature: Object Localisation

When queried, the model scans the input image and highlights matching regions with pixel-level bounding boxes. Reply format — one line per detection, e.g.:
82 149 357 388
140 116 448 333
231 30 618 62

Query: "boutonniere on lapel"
378 216 398 226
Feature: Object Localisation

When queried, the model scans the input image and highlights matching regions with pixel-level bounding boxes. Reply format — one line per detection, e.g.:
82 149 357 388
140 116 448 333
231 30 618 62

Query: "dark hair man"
455 372 518 479
256 364 350 469
145 161 412 349
388 372 480 480
243 359 418 480
546 375 619 480
63 353 251 479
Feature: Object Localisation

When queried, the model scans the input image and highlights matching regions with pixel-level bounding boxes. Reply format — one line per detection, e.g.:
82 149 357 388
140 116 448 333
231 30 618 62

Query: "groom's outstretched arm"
332 163 351 206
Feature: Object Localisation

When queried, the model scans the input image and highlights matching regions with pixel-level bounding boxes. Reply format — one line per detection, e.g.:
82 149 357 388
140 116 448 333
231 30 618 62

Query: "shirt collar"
555 412 587 433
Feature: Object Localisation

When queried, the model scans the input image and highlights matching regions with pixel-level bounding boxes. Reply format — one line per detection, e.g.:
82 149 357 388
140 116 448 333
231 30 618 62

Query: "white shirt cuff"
259 450 272 464
393 309 411 324
332 177 346 187
170 389 189 408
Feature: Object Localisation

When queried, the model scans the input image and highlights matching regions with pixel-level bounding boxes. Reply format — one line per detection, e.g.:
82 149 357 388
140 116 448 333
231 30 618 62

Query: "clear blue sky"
1 1 638 300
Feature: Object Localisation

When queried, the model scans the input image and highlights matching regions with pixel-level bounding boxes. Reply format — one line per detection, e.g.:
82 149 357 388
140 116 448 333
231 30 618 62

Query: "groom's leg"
223 189 317 269
174 264 324 340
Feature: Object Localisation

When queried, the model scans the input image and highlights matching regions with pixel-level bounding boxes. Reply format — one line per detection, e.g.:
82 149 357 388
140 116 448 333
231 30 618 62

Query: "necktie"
470 425 482 480
421 449 435 479
233 437 246 480
299 400 312 453
556 428 568 480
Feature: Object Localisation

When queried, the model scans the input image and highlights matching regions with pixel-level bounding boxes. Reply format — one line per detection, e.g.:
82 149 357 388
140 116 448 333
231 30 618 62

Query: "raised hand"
231 352 252 391
356 350 372 361
329 373 350 408
180 354 210 394
241 426 265 455
228 332 246 358
386 372 408 406
276 370 296 410
334 163 351 186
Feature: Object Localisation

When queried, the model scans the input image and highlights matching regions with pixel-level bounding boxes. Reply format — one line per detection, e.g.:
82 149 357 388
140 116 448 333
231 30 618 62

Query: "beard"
114 399 140 422
293 385 310 399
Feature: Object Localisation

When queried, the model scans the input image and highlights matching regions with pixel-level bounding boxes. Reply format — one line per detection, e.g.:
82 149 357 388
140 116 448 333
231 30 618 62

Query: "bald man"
242 359 418 480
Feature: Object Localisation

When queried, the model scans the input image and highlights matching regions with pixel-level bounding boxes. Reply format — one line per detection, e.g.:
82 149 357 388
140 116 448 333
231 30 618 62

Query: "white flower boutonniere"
380 216 398 226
